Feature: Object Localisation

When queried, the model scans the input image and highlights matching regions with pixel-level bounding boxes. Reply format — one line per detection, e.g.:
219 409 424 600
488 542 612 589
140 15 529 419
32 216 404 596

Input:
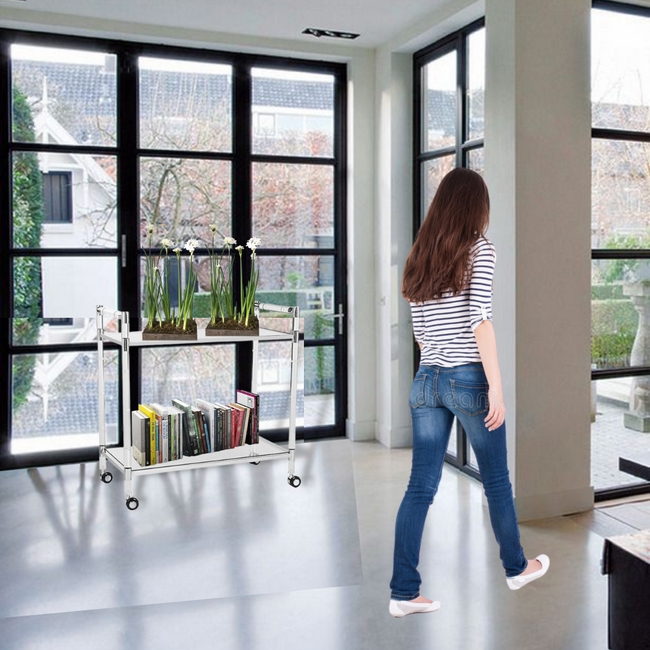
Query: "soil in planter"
143 319 197 337
207 315 259 331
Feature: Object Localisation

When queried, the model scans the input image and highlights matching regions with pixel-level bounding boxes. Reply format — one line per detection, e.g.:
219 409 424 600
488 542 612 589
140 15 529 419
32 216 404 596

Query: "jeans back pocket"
409 373 427 409
450 379 489 416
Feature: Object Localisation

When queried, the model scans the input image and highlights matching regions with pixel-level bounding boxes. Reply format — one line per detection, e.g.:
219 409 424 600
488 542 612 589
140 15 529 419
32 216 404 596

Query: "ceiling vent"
302 28 360 40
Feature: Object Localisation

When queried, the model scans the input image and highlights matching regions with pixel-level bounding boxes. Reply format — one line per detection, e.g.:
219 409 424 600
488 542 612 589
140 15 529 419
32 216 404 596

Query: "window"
414 18 485 479
590 0 650 499
43 318 73 326
0 29 346 468
42 172 72 223
254 112 276 135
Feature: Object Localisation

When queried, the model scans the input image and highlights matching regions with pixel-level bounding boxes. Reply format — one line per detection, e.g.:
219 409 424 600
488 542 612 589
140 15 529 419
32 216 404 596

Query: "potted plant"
141 225 162 339
142 231 198 341
205 231 260 336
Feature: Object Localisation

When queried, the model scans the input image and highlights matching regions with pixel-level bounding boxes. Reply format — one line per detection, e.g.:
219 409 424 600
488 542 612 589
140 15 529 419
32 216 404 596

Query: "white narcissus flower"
147 225 154 234
235 245 244 251
247 237 261 250
209 224 218 233
160 238 174 249
184 238 200 257
173 247 182 254
224 236 236 246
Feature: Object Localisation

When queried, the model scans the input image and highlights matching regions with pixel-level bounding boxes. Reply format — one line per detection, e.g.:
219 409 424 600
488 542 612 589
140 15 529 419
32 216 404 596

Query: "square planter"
142 319 198 341
205 315 259 337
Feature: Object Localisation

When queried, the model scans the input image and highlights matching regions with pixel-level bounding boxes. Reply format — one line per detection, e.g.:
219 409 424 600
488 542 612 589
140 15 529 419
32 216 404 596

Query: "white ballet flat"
506 554 550 590
389 597 441 617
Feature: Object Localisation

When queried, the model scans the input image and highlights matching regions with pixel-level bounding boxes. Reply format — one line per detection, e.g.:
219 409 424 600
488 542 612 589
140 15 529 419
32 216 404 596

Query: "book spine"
243 408 250 446
150 416 156 465
191 411 201 453
170 414 175 461
204 414 211 453
186 413 199 455
178 413 182 457
175 414 179 460
190 410 201 454
218 409 224 451
256 394 260 443
195 411 207 453
163 416 168 463
145 416 150 466
212 408 217 452
167 414 172 461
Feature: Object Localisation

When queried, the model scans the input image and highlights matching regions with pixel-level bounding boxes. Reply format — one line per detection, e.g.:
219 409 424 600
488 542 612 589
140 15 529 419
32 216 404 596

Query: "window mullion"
117 48 140 446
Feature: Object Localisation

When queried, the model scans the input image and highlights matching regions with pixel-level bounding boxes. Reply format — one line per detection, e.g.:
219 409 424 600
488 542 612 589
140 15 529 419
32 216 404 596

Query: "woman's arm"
467 238 505 431
473 320 505 431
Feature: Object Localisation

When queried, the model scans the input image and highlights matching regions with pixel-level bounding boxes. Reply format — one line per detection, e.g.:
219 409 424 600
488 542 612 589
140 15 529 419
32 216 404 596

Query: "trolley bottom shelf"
99 437 300 510
104 436 290 474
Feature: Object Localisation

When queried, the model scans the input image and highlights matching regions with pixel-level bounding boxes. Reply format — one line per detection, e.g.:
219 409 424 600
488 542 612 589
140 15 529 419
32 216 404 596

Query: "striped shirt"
410 236 497 367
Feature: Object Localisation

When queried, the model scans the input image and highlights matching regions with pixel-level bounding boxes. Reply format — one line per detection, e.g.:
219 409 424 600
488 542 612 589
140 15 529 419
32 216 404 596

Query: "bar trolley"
96 301 302 510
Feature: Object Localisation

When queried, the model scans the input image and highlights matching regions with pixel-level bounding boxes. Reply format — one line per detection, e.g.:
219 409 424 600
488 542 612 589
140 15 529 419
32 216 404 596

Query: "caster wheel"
288 475 301 488
250 460 260 465
126 497 139 510
101 471 113 484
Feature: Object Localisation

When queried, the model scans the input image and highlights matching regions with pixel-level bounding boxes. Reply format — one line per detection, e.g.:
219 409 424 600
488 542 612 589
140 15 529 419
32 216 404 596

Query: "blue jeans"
389 362 527 600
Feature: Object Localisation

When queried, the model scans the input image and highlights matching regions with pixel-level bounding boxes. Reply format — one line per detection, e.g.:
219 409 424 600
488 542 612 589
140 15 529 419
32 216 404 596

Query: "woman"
389 167 549 618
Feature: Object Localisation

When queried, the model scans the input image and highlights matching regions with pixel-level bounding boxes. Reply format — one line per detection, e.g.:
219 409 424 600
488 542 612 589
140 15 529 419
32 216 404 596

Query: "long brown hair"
402 167 490 303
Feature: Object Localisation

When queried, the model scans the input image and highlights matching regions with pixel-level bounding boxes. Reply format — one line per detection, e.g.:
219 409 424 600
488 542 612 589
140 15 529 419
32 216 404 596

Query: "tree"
12 88 44 409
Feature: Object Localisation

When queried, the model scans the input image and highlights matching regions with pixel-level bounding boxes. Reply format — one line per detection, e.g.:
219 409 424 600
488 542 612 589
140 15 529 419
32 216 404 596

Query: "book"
150 403 170 464
203 411 211 453
195 399 218 452
239 405 251 446
132 410 149 467
167 405 184 460
236 390 259 444
173 398 200 457
214 403 232 450
192 407 208 453
138 404 157 465
229 402 248 447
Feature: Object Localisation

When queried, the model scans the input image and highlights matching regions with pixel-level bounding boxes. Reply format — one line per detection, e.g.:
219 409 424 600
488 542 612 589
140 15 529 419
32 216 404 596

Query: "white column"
484 0 594 519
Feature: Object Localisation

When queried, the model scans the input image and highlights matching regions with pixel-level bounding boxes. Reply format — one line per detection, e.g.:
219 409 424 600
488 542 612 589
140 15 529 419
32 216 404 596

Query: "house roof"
12 59 335 145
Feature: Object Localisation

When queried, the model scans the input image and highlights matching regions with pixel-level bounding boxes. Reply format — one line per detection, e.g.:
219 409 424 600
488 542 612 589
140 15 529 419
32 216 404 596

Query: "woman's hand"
485 386 506 431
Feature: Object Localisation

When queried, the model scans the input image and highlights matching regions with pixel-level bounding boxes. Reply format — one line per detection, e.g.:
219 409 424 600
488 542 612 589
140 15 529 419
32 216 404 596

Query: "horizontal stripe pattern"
410 236 497 367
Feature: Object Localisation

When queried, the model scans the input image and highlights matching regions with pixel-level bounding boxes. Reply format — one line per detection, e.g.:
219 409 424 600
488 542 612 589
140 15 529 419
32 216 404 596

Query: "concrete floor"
0 438 609 650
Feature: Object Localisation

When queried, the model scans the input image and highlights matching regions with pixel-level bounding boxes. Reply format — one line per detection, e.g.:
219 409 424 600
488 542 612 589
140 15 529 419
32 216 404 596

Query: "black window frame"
591 0 650 502
413 17 485 482
0 28 348 471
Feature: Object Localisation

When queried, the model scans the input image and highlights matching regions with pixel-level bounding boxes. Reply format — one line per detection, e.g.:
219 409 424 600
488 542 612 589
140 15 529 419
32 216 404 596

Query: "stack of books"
131 389 260 467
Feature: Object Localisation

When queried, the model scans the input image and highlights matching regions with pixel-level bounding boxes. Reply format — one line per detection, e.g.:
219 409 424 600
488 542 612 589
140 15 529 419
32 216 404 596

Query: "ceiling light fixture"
302 28 360 40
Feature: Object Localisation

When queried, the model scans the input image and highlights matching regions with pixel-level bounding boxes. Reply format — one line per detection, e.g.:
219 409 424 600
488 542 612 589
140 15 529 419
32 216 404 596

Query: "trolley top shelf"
101 327 293 347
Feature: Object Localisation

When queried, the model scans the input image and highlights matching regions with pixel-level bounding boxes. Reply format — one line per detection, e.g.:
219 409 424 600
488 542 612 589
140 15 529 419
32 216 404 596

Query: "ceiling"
0 0 450 48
